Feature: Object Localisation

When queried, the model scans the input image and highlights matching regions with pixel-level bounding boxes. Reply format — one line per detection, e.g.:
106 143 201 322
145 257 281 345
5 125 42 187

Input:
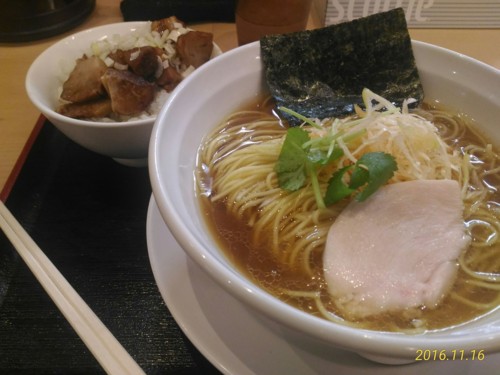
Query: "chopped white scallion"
167 29 181 42
103 57 114 67
129 50 140 61
155 56 164 78
181 65 195 78
113 62 128 71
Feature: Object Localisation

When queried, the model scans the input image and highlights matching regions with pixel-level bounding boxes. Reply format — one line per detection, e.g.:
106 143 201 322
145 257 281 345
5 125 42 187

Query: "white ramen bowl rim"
149 40 500 364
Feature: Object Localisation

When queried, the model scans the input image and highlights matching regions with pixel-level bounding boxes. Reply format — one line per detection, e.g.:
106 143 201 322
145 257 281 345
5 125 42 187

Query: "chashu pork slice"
176 31 214 68
323 179 470 318
101 68 156 116
60 56 107 103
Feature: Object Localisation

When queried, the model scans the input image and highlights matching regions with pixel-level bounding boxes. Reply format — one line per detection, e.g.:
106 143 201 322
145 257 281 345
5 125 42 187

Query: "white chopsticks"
0 201 145 375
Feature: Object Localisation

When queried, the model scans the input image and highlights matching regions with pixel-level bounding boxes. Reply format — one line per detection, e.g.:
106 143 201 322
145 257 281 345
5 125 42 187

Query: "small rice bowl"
56 21 221 122
26 22 222 164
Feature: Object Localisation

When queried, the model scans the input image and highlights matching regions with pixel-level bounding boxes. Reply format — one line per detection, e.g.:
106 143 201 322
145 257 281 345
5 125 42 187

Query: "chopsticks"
0 201 146 375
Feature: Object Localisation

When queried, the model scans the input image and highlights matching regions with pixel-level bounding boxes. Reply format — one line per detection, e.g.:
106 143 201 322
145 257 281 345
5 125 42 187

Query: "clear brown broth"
197 96 500 332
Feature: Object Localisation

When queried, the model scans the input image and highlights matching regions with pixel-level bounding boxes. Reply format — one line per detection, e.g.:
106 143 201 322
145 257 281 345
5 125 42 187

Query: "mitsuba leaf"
307 149 325 165
324 152 397 205
276 124 397 206
275 127 311 191
348 162 369 189
355 152 398 201
307 147 343 166
324 165 355 206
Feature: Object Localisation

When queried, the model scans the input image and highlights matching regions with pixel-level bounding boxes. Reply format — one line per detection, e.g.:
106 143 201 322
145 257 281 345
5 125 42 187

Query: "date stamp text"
415 349 485 361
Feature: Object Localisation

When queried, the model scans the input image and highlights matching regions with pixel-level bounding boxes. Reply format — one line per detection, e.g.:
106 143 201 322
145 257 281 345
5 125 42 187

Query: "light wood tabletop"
1 0 499 197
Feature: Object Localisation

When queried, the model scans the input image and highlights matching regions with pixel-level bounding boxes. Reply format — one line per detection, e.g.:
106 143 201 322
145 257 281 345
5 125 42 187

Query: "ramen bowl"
149 41 500 364
26 22 221 167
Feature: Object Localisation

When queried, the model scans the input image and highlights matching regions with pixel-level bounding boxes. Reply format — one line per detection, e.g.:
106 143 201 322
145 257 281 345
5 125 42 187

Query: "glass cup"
235 0 313 46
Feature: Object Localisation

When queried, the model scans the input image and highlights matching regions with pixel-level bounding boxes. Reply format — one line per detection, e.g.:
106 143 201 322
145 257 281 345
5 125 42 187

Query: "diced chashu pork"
323 179 470 318
151 16 185 34
108 46 162 81
152 16 214 69
156 67 183 92
109 46 183 92
100 69 156 116
60 56 107 103
176 31 214 68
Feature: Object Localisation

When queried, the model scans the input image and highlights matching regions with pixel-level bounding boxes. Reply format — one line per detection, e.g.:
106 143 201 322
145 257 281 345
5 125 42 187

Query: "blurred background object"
0 0 95 43
323 0 500 28
235 0 313 45
120 0 236 23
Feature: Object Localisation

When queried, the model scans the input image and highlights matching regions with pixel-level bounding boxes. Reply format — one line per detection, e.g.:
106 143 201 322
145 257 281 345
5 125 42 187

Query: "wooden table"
1 0 499 197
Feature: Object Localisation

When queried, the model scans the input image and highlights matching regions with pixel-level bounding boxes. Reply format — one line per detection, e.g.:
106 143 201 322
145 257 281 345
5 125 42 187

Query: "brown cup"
235 0 313 46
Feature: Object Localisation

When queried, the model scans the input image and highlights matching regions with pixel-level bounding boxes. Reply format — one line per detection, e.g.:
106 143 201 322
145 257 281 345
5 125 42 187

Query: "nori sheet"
260 8 424 126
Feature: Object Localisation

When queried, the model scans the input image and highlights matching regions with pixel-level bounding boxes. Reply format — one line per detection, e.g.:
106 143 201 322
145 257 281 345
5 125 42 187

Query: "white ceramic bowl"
149 41 500 364
26 22 221 167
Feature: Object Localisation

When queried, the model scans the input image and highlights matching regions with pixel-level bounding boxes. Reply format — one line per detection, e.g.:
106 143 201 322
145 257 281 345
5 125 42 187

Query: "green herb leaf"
275 127 311 191
324 165 355 205
349 162 369 189
308 147 344 166
354 152 398 201
274 107 397 207
324 152 397 205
